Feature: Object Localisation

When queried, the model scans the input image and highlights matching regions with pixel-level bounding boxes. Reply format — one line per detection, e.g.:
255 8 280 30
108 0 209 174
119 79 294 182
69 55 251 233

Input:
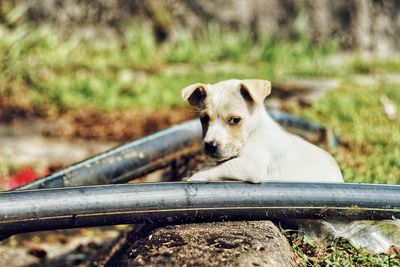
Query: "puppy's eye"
200 114 209 123
228 117 241 125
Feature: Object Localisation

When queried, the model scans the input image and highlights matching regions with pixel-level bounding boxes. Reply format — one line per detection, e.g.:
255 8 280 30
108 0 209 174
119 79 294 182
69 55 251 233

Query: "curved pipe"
17 120 202 190
267 107 324 132
17 109 330 190
1 182 399 236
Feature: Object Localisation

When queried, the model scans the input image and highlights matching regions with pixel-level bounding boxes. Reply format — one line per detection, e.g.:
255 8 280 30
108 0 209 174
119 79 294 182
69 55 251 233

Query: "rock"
110 221 296 267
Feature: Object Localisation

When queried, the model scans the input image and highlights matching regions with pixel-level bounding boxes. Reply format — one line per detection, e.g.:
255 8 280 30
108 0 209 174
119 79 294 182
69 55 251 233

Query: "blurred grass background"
1 23 337 112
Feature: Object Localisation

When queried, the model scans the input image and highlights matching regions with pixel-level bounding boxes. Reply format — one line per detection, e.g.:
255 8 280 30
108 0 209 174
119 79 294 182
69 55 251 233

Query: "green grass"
349 57 400 74
290 82 400 185
0 23 337 112
284 230 400 266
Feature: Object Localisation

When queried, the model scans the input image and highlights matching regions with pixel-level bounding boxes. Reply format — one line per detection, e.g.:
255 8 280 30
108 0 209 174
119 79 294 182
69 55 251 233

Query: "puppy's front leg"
187 157 264 183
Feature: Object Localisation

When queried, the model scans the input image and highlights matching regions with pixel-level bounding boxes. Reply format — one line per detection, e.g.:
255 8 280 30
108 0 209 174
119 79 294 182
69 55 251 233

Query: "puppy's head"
182 79 271 161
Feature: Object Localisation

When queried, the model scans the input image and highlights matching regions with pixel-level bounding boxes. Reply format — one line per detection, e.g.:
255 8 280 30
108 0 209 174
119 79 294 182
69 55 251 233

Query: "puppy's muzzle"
204 141 219 157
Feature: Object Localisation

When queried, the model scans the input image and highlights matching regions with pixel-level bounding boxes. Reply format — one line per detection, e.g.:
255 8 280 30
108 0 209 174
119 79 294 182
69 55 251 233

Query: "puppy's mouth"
204 149 238 162
206 153 234 162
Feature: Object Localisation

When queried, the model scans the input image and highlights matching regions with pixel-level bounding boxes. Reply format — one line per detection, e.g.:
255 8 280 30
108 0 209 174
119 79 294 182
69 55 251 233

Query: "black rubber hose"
267 107 324 132
17 120 202 190
17 109 330 190
1 182 399 236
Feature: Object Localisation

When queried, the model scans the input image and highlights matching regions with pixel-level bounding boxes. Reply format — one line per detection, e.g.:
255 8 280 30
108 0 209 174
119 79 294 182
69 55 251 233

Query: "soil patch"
0 100 196 142
46 108 196 142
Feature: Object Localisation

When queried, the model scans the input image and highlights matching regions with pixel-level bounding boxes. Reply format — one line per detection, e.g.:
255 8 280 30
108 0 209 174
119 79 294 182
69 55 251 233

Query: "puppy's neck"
250 105 283 140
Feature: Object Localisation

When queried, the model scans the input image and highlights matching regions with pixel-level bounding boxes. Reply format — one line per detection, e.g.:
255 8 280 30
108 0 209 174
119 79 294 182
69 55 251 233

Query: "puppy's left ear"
240 79 271 104
181 83 207 108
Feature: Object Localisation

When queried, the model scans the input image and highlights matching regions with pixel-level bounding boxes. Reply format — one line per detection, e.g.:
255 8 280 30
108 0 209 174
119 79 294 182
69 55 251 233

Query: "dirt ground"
0 99 196 142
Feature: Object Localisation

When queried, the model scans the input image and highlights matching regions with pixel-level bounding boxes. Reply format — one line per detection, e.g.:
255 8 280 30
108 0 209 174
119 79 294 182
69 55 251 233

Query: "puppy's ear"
240 79 271 104
181 83 207 107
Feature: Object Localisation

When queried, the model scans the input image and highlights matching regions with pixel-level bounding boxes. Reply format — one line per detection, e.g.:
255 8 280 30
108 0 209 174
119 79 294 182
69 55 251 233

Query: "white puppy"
182 79 343 183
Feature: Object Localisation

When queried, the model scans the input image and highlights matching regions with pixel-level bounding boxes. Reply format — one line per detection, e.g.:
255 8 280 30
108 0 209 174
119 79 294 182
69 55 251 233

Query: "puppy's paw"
187 173 209 182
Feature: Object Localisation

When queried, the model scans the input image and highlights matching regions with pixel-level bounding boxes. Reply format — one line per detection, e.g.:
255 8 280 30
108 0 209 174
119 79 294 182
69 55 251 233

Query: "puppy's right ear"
240 79 271 105
181 83 207 108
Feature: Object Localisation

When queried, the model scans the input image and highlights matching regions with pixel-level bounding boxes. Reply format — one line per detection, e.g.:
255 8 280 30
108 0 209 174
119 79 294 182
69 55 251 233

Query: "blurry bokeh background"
0 1 399 265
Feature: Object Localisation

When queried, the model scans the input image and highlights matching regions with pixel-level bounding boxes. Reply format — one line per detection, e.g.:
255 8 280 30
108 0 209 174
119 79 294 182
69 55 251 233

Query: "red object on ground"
8 167 38 189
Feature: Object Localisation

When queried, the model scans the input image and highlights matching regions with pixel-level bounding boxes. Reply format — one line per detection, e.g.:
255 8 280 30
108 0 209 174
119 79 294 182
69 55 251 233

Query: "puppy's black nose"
204 141 219 155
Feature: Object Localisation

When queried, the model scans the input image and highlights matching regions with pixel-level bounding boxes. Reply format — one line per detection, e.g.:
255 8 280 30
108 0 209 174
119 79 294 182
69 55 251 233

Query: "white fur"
185 80 343 183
